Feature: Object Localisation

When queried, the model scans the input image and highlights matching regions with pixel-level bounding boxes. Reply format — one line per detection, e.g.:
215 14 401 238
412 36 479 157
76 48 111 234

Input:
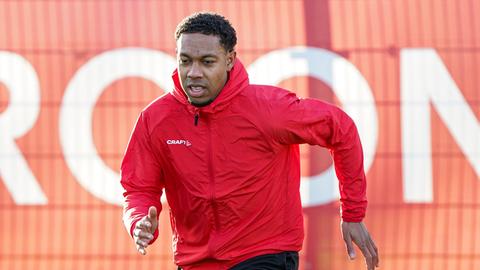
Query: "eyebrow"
179 53 219 59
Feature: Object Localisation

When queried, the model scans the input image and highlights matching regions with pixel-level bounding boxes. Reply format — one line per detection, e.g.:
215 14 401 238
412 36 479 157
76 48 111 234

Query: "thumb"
147 206 158 221
344 233 356 260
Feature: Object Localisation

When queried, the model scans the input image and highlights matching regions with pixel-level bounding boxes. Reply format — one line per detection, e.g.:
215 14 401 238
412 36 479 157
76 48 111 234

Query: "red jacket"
121 60 367 269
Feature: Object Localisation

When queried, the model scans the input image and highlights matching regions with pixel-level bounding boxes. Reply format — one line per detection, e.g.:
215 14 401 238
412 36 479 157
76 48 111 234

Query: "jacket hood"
171 59 249 114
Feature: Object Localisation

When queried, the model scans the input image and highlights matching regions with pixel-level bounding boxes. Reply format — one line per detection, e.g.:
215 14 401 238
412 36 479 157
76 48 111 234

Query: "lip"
187 85 207 98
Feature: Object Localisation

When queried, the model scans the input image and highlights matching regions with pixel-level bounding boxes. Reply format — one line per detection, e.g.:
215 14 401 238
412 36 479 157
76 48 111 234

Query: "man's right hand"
133 206 158 255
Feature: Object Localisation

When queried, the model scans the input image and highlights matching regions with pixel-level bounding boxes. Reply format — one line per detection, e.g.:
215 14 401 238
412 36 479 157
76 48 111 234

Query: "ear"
226 50 237 71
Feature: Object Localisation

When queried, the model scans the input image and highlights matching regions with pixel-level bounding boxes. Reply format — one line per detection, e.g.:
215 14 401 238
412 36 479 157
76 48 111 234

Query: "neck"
190 99 214 107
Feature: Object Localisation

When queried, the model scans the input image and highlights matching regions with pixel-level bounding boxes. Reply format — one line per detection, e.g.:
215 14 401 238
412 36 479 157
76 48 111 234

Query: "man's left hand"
341 221 379 270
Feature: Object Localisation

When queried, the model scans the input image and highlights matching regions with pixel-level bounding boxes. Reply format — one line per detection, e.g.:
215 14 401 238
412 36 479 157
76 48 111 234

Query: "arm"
270 90 379 268
271 92 366 220
121 111 164 255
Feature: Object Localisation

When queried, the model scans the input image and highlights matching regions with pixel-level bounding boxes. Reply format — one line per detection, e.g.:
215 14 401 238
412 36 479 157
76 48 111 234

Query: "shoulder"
231 84 303 128
240 84 300 106
142 92 181 116
138 92 181 133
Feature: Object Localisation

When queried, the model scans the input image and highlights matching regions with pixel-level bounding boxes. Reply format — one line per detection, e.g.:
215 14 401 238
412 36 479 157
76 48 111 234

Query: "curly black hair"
175 12 237 52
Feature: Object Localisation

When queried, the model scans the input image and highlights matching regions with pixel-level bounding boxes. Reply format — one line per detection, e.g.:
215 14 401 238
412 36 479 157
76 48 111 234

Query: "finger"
136 219 152 230
342 231 356 260
148 206 158 221
365 241 377 269
357 241 374 270
136 244 146 255
135 224 152 240
136 238 150 249
133 228 143 237
368 237 379 267
134 228 154 241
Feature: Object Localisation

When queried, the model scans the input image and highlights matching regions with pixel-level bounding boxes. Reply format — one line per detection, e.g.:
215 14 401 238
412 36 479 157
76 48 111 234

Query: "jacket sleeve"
270 90 367 222
121 111 164 242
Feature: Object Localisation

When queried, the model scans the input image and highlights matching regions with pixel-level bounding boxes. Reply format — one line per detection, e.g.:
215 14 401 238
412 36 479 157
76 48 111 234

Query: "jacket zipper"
206 116 220 231
194 109 199 126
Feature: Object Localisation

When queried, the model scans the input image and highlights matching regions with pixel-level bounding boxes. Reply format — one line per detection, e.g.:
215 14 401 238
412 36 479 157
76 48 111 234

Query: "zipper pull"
194 112 199 126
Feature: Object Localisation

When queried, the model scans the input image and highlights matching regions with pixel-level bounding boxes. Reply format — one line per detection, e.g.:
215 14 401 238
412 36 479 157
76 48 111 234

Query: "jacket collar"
170 59 249 114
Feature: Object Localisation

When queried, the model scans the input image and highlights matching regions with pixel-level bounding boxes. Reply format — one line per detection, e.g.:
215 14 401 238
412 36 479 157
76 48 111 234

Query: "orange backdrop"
0 1 479 269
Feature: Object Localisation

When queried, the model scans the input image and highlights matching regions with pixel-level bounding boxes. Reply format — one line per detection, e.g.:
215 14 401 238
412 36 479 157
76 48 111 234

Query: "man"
121 12 379 270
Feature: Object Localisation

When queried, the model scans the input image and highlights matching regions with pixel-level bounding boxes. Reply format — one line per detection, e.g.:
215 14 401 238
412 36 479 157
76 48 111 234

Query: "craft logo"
166 139 192 147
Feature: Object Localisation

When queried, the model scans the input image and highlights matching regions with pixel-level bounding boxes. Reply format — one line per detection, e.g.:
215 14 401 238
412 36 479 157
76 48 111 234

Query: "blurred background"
0 0 479 269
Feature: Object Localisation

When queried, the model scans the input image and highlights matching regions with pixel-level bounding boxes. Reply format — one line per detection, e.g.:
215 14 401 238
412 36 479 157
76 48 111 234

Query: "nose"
187 62 203 79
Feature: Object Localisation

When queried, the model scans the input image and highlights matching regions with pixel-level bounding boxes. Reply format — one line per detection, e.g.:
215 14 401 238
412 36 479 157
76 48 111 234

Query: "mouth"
186 85 207 98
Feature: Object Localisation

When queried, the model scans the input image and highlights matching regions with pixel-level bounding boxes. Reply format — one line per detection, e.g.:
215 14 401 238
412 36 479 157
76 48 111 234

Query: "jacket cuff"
341 201 367 222
341 216 364 222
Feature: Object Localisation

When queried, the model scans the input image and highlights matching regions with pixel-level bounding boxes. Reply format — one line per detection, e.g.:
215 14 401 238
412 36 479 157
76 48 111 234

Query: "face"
176 33 236 106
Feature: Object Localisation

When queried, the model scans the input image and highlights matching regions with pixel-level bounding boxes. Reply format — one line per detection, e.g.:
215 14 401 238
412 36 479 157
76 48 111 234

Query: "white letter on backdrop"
401 48 479 203
0 51 47 204
59 48 175 205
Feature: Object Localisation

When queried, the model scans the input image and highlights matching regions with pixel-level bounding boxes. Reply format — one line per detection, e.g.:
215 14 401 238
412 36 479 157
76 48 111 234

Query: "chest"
153 110 278 190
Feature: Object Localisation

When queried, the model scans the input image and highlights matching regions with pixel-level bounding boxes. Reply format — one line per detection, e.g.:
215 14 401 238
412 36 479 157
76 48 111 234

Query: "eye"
203 59 215 65
179 58 190 65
